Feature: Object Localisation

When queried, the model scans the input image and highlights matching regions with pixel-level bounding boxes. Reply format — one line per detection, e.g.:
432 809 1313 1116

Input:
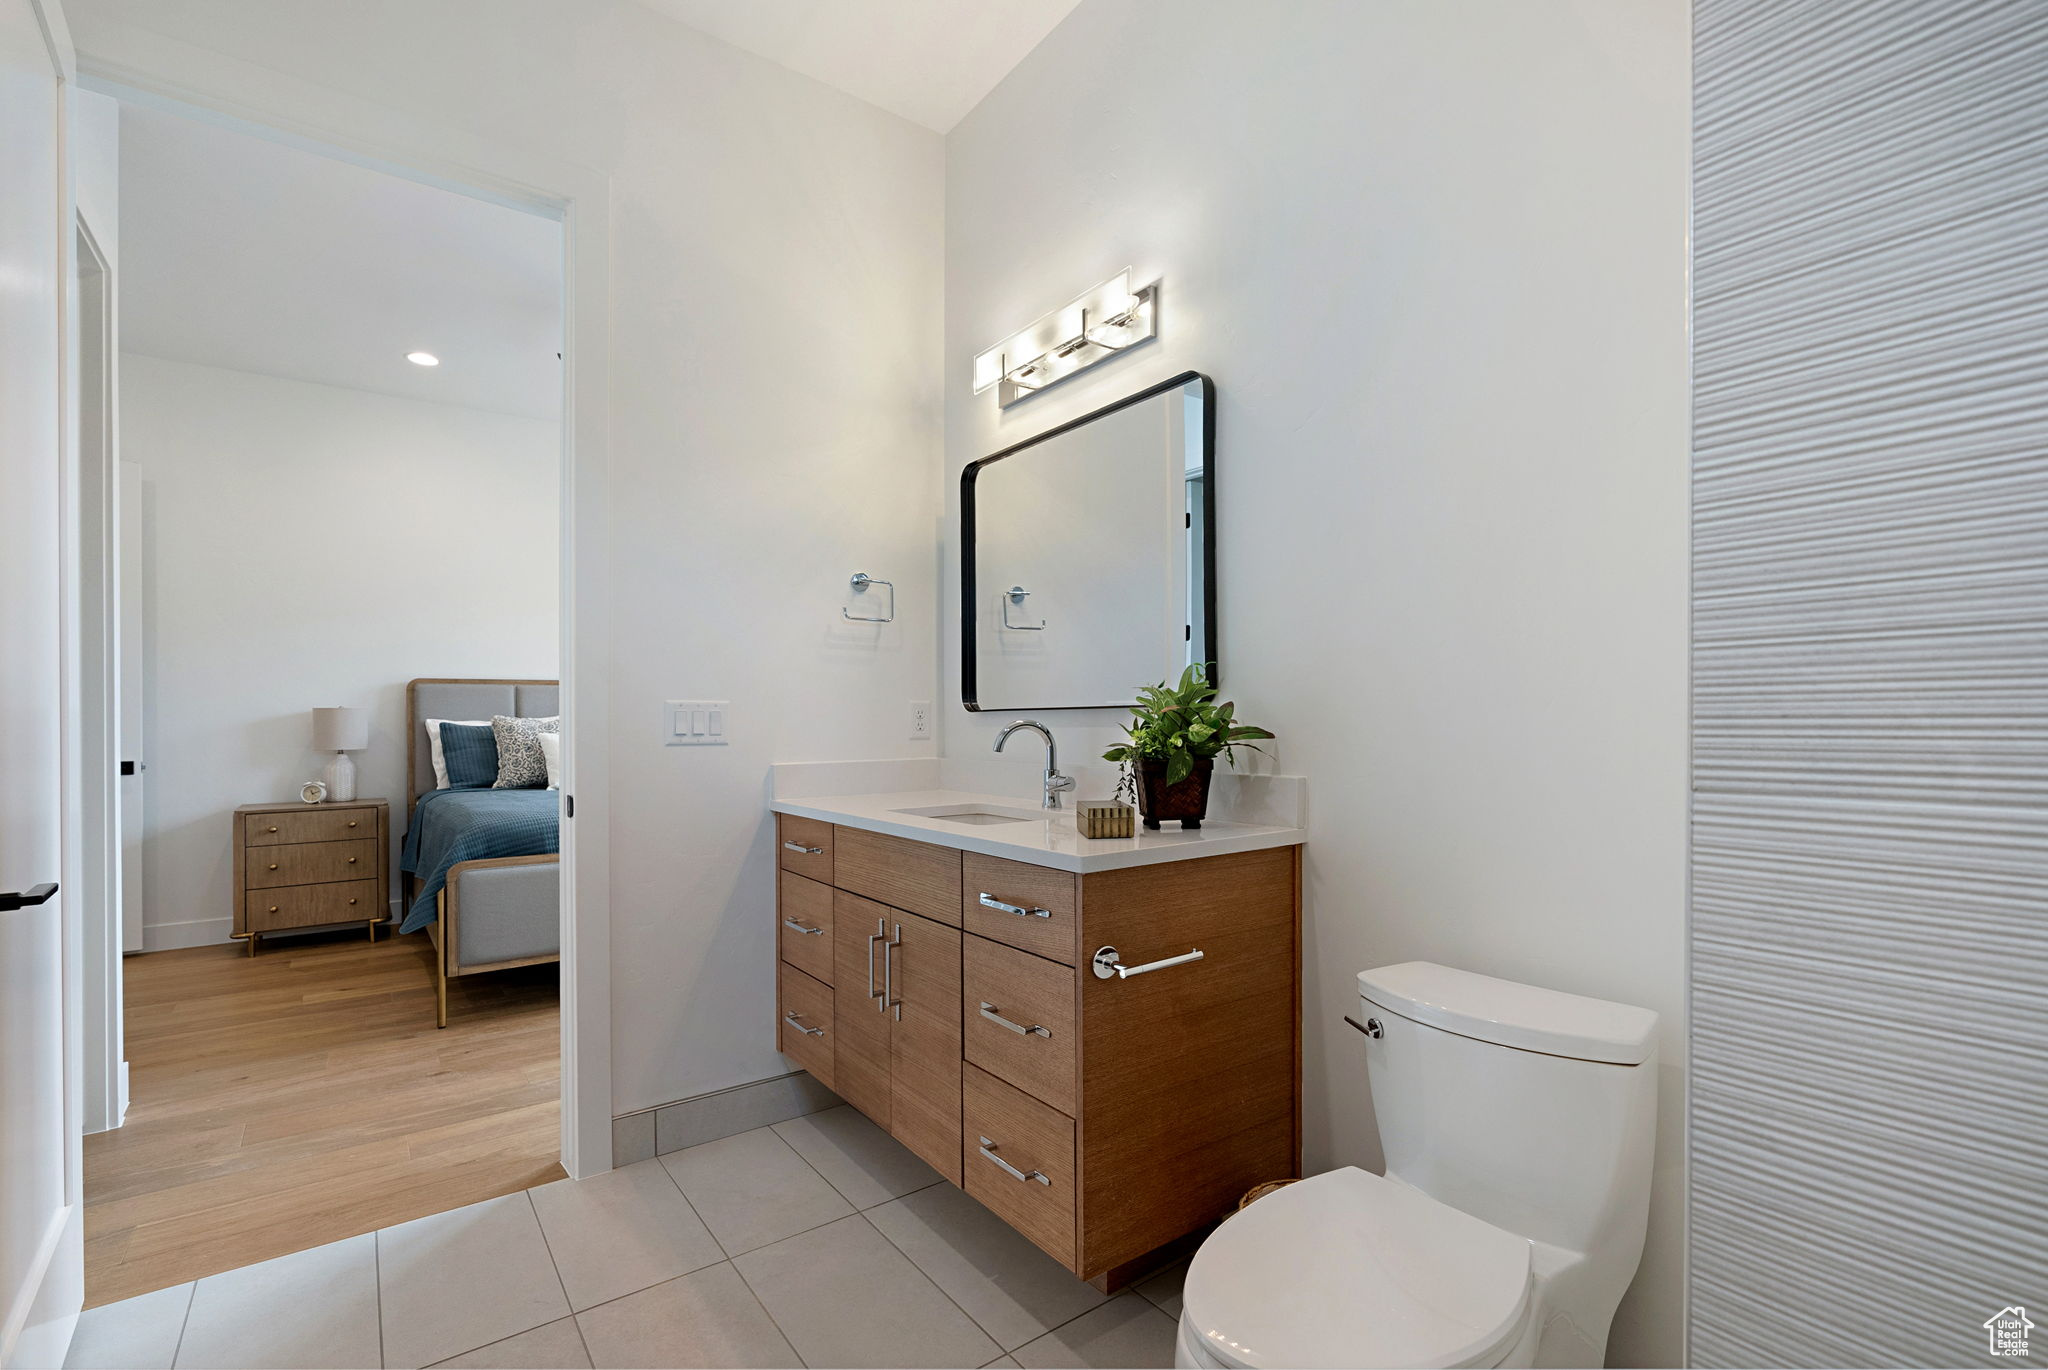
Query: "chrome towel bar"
782 1012 822 1037
1091 945 1204 980
780 917 823 936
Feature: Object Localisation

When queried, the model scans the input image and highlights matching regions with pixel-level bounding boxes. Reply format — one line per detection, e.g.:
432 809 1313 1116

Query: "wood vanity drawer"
777 871 834 984
777 963 834 1088
962 853 1078 965
777 815 835 883
246 878 382 933
963 934 1077 1115
837 827 962 925
244 808 372 847
245 838 378 889
963 1064 1076 1271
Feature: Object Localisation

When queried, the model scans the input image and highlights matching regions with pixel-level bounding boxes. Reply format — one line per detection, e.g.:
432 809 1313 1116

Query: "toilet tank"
1356 962 1659 1259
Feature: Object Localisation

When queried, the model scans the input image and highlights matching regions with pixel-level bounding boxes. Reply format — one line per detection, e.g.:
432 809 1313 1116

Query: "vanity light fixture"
971 269 1158 407
405 351 440 367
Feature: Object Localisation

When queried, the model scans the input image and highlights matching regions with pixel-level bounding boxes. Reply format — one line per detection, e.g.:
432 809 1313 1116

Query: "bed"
401 678 561 1027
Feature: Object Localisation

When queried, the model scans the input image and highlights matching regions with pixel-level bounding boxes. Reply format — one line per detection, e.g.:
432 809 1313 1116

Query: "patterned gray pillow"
491 714 560 788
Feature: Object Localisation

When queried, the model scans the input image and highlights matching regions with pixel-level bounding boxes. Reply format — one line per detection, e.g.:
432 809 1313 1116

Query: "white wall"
942 3 1690 1364
65 0 946 1111
124 355 559 947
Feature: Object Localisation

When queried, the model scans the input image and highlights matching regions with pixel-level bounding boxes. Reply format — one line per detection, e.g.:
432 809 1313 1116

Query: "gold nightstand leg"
367 918 377 944
246 932 256 958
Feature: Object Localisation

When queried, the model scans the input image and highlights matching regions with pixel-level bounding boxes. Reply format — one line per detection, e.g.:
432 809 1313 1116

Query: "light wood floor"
84 928 563 1309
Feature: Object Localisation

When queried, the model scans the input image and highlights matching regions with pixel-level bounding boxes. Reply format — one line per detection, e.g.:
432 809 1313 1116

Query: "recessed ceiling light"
406 351 440 367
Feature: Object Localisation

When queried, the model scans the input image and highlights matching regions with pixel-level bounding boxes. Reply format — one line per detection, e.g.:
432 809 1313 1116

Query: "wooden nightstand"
232 799 390 955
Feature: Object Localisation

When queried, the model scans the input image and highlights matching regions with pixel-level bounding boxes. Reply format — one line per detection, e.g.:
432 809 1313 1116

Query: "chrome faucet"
994 719 1076 810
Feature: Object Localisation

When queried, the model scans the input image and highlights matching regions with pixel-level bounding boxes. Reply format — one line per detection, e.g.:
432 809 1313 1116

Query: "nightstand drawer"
245 838 378 889
244 807 373 847
247 878 382 932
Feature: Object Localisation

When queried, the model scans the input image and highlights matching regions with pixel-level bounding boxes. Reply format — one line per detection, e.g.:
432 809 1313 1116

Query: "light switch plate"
909 700 932 741
666 699 729 746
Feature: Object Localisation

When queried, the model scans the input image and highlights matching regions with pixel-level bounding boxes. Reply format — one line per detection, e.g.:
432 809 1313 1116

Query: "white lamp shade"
311 707 369 752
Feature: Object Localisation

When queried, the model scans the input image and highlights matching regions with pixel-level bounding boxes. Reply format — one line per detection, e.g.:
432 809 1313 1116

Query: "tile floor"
64 1106 1187 1370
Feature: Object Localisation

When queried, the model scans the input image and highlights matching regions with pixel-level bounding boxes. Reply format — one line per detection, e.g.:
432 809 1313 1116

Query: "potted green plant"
1103 665 1274 830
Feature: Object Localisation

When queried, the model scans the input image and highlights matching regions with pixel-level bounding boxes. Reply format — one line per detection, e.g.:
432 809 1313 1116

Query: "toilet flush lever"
1091 945 1204 980
1345 1014 1384 1039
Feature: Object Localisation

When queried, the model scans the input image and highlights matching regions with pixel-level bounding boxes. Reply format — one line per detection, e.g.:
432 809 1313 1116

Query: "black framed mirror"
961 371 1216 711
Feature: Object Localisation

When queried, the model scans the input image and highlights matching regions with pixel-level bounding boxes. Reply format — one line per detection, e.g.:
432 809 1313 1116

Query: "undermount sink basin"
893 803 1047 826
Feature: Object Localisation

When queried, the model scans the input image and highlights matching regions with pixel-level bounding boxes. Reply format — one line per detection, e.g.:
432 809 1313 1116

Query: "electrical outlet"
910 700 932 741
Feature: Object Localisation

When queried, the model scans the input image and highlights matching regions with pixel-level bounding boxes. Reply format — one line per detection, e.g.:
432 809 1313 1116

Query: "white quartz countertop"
769 788 1305 874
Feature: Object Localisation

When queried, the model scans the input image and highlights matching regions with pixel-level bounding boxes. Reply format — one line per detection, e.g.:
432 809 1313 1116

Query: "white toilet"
1176 961 1659 1370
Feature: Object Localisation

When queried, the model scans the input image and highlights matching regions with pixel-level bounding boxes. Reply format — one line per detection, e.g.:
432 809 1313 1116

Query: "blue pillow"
439 721 499 788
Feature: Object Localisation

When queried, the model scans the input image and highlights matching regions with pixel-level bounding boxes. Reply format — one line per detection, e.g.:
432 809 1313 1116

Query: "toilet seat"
1179 1167 1533 1370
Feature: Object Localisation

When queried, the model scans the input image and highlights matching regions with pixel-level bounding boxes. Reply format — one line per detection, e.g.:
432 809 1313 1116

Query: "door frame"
70 210 123 1137
69 38 615 1178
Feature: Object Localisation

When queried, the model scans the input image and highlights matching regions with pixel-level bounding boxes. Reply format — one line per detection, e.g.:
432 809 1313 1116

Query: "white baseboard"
140 904 410 953
610 1071 843 1166
141 916 233 951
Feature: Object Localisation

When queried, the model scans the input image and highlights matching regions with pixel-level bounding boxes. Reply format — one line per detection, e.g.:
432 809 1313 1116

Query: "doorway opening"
74 96 582 1309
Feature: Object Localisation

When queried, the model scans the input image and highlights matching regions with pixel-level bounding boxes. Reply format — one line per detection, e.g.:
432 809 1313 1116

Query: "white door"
1 0 83 1364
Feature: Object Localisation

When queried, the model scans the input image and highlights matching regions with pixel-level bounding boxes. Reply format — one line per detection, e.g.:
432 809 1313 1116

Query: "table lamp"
311 707 368 802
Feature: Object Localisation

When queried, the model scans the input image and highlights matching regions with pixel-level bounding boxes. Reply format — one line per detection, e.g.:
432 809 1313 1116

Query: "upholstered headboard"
406 678 559 815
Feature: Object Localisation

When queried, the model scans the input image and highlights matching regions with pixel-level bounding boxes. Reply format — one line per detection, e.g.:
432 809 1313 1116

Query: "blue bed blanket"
399 788 559 933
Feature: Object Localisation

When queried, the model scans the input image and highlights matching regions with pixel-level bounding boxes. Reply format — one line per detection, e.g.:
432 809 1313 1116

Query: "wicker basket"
1236 1178 1300 1210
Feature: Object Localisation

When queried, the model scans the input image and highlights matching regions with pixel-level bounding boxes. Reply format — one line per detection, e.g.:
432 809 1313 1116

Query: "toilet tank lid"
1357 962 1659 1065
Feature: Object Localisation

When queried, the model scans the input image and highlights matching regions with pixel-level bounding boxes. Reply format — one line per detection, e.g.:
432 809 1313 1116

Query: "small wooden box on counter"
233 799 389 954
1075 800 1136 839
772 806 1302 1289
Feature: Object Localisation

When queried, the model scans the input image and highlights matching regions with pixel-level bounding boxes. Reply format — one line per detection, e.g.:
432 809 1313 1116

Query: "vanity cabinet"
773 810 1302 1287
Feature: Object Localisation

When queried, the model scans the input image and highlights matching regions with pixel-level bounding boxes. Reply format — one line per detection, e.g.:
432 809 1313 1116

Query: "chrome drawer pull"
978 892 1051 920
977 1136 1049 1186
867 918 886 1002
885 923 904 1021
978 1002 1050 1038
781 917 824 936
1091 945 1204 980
783 1012 823 1037
783 841 823 855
